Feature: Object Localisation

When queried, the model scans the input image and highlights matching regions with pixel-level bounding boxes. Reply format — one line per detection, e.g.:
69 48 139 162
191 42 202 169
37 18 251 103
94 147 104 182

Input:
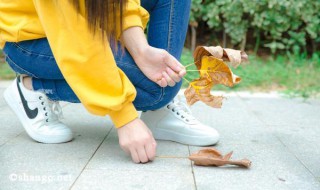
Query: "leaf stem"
186 70 207 72
156 155 189 159
184 62 197 68
182 77 191 84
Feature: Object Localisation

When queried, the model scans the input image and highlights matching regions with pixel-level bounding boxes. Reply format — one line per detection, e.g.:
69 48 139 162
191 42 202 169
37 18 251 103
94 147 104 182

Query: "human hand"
117 118 157 163
134 46 186 87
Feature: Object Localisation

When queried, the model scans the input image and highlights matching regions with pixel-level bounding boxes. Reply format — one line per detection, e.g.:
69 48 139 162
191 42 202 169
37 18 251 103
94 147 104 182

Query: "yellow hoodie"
0 0 149 128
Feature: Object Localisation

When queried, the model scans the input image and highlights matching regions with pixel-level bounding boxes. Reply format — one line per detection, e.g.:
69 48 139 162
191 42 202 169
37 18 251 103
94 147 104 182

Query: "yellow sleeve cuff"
117 14 143 40
116 4 149 40
109 102 138 128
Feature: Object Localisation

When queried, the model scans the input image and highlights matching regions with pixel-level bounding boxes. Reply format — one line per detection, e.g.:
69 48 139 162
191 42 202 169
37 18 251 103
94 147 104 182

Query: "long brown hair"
70 0 127 42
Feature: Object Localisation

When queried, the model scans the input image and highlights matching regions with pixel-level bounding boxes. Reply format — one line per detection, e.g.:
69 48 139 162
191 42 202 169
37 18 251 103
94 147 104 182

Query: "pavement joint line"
69 126 113 189
266 127 320 183
270 130 319 180
0 131 24 147
188 145 198 190
237 93 320 183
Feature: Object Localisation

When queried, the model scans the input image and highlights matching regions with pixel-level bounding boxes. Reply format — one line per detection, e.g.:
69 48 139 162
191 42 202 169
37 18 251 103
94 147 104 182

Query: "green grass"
181 48 320 98
1 48 320 98
0 49 15 80
0 63 15 80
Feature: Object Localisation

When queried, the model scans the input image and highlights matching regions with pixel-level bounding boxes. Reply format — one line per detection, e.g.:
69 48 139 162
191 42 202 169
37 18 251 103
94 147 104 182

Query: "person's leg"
113 0 219 145
2 39 74 143
142 0 218 146
3 39 80 103
112 45 180 111
113 0 191 110
142 0 190 61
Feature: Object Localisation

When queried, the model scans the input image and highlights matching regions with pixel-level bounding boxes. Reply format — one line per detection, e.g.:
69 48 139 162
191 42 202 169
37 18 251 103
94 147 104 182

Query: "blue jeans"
2 0 191 111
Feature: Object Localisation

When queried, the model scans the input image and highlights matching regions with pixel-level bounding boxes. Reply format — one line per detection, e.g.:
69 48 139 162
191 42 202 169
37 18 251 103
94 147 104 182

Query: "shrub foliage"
190 0 320 54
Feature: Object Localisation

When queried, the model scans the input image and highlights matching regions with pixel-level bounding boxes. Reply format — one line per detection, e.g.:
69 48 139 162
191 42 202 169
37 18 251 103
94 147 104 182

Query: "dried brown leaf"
184 56 240 107
201 56 241 87
184 77 224 108
189 148 252 168
194 46 248 68
185 45 247 107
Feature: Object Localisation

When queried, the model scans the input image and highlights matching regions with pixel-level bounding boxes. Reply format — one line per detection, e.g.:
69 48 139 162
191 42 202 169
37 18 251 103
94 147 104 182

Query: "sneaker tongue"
169 100 198 124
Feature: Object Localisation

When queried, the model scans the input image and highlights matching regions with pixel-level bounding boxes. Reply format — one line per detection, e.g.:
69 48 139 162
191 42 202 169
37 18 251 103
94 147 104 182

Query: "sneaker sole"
152 128 219 146
4 86 73 144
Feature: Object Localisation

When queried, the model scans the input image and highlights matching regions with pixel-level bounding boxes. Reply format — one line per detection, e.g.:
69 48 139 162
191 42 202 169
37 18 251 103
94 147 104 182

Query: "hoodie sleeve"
116 0 150 39
32 0 149 128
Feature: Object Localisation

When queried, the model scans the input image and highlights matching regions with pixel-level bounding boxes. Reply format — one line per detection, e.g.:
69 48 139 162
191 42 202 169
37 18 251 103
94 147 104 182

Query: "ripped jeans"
2 0 191 111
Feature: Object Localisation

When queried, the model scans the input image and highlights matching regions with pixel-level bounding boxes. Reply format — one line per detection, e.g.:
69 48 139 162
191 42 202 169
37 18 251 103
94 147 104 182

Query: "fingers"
166 67 181 83
162 71 175 87
159 67 184 87
156 78 167 87
156 69 182 88
163 52 184 73
178 67 186 77
130 142 156 163
162 52 186 86
117 118 157 164
145 139 157 161
130 149 140 164
136 147 149 163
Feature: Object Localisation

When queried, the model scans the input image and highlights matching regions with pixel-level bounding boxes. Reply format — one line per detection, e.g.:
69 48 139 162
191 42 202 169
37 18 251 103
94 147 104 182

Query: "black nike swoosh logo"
17 77 38 119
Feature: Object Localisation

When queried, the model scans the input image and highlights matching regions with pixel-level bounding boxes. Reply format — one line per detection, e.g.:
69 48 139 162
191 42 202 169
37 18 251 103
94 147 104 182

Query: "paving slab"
271 126 320 179
72 169 195 190
0 80 319 190
180 92 263 127
74 129 194 190
0 80 11 107
0 88 23 147
0 107 23 146
190 144 320 190
187 95 281 146
86 129 191 172
238 94 320 179
0 104 112 190
0 170 77 190
239 96 320 127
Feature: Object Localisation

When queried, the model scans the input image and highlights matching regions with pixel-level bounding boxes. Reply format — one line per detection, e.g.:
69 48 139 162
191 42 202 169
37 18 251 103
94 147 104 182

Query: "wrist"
109 102 138 128
121 26 149 61
131 42 149 60
117 117 139 131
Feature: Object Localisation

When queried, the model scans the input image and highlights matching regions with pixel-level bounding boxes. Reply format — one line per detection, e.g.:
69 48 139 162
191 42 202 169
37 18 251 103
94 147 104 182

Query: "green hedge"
190 0 320 55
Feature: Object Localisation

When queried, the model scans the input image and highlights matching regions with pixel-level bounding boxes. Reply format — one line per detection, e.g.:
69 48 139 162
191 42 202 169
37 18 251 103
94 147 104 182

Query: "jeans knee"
135 80 182 111
164 80 182 102
152 80 182 110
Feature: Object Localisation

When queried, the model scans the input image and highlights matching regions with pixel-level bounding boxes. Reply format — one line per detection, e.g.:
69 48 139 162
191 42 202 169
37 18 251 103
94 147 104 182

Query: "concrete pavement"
0 80 319 190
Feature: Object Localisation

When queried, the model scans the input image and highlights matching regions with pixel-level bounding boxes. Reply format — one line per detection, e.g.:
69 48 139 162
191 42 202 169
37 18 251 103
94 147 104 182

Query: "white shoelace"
51 101 63 119
167 100 197 123
39 95 63 123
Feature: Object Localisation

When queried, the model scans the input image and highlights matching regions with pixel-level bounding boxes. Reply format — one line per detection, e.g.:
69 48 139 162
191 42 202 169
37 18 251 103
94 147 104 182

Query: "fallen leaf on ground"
189 148 251 168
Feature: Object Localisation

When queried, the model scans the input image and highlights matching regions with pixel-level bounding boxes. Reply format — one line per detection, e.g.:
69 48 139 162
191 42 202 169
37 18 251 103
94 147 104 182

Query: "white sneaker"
3 76 73 143
141 99 219 146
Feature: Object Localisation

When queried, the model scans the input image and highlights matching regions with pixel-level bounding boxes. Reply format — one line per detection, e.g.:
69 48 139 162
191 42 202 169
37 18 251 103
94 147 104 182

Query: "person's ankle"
22 76 33 91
